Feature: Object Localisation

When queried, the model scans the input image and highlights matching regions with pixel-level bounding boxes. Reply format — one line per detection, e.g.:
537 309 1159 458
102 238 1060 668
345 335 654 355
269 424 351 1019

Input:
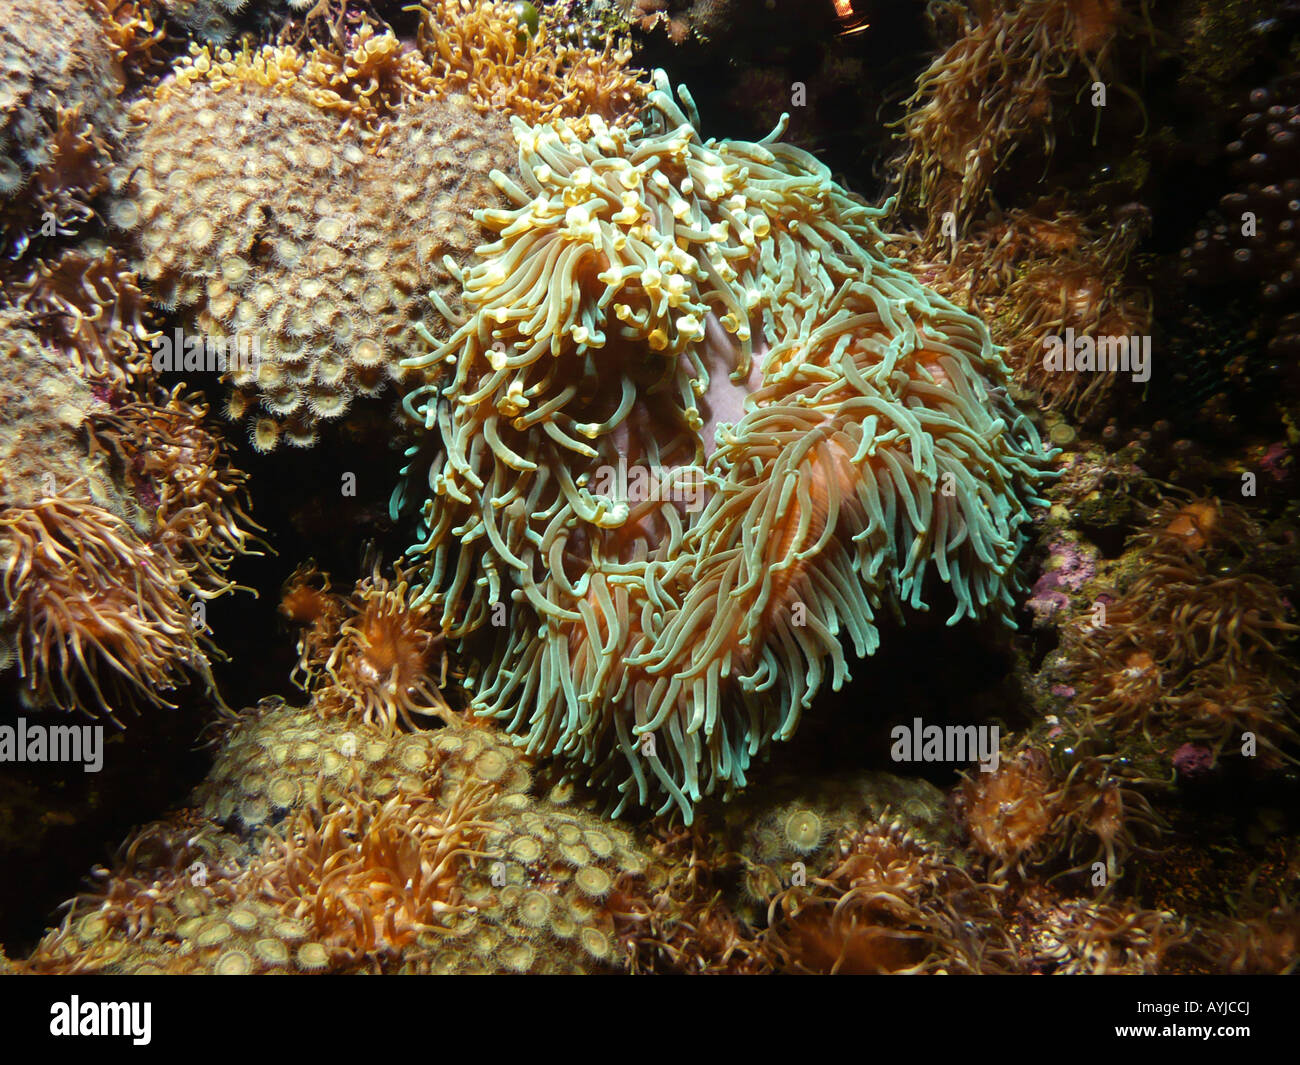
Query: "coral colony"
0 0 1297 977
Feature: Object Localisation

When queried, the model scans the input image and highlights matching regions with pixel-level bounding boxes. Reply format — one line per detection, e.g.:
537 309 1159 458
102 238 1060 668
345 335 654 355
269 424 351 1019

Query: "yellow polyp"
498 381 529 417
647 328 668 351
676 314 704 341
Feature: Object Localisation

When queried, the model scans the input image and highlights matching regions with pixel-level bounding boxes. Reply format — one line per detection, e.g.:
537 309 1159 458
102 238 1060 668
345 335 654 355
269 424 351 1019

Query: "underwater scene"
0 0 1297 981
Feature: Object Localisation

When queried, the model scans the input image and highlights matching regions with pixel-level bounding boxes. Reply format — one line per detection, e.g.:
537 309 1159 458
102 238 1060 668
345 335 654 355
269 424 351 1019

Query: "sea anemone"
319 564 456 731
616 820 768 974
893 204 1152 417
416 0 644 132
277 561 456 730
1069 496 1299 761
279 561 347 687
959 743 1059 878
255 784 498 966
1017 891 1190 974
0 269 257 721
894 0 1126 235
762 817 1014 974
0 489 215 720
398 70 1055 819
11 246 157 387
959 737 1166 885
88 385 263 597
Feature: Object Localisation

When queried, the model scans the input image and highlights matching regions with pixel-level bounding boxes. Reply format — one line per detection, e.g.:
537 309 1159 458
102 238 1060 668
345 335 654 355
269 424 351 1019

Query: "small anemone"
0 487 217 720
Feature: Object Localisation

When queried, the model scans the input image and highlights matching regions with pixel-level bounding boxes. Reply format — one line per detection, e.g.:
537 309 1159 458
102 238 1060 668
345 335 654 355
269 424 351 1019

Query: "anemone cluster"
1065 497 1298 763
0 246 258 720
896 204 1152 418
399 69 1054 819
893 0 1123 236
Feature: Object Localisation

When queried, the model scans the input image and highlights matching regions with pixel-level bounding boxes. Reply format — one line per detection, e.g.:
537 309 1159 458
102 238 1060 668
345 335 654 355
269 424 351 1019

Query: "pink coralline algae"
1259 441 1292 483
1172 743 1216 782
1028 537 1098 626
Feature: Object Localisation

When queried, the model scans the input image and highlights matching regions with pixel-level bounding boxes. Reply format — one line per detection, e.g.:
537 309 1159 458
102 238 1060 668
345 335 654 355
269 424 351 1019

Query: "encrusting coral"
31 708 666 974
397 68 1055 820
109 2 644 449
1180 75 1300 308
160 0 247 47
418 0 643 132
